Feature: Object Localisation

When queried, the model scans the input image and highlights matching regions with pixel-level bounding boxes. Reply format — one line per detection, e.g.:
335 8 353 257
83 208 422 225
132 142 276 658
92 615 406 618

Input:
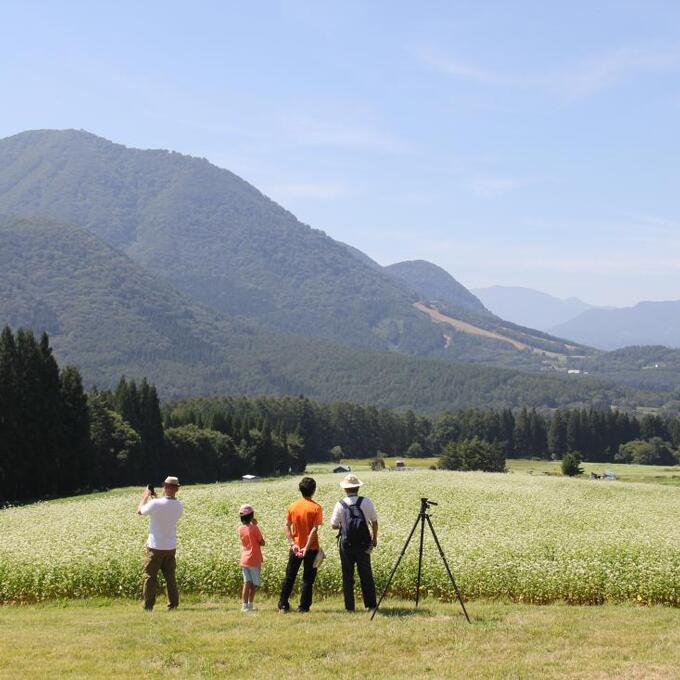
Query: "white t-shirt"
140 497 184 550
330 495 378 529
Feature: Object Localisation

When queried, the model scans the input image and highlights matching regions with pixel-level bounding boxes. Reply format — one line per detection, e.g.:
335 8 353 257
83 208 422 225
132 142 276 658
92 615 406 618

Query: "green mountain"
0 129 444 355
577 346 680 393
385 259 489 315
2 129 668 406
0 214 634 410
0 129 601 371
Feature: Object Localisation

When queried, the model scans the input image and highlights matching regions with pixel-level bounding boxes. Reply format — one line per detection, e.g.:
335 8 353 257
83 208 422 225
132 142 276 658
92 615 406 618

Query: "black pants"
278 549 319 611
339 544 377 611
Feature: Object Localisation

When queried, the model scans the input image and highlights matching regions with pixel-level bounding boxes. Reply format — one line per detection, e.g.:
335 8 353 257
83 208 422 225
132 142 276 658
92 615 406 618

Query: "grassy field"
311 457 680 486
3 466 680 605
305 456 439 473
506 459 680 486
2 597 680 679
4 462 680 678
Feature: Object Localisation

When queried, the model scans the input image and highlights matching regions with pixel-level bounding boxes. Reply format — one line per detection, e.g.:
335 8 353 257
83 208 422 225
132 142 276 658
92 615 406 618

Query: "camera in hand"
146 484 156 496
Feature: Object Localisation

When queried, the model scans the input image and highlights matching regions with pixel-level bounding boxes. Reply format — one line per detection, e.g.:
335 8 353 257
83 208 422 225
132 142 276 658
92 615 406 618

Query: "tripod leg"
415 514 425 607
370 512 421 620
425 515 471 624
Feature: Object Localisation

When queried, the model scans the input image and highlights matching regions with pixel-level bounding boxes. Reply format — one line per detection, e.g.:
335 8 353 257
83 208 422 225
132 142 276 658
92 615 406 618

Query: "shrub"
439 437 505 472
561 452 583 477
615 438 678 465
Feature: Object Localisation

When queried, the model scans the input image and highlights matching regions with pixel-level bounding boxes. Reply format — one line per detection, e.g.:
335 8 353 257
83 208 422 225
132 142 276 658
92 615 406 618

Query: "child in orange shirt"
238 504 265 611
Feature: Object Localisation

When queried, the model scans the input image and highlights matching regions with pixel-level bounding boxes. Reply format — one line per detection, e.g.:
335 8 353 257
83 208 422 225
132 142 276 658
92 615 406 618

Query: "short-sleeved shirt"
139 497 184 550
330 495 378 530
286 497 323 550
239 523 264 567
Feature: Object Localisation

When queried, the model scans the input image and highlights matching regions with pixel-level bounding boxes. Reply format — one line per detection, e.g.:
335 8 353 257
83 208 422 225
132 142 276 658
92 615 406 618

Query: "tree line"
3 327 680 503
166 395 680 466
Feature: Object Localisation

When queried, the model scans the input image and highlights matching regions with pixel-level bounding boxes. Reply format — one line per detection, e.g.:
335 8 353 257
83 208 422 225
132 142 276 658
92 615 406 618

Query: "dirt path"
413 302 565 357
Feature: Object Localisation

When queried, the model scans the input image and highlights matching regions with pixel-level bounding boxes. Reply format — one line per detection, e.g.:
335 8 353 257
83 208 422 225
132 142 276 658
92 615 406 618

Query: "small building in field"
395 459 406 470
333 464 352 473
242 474 259 482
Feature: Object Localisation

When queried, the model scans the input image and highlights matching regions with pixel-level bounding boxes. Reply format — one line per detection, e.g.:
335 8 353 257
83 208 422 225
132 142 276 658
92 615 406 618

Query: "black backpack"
339 497 371 550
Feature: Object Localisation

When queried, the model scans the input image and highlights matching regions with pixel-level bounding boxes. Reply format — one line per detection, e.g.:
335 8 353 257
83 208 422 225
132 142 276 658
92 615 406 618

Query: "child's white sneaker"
241 603 250 612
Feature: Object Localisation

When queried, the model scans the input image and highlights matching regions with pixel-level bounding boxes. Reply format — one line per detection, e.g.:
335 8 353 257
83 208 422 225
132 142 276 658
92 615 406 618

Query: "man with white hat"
137 476 184 610
330 473 378 612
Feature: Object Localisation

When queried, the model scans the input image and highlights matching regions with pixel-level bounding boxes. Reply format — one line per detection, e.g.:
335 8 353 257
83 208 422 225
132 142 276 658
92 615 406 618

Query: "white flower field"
2 470 680 606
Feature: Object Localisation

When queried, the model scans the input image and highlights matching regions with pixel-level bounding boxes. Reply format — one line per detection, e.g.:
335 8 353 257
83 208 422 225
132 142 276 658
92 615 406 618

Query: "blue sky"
1 0 679 306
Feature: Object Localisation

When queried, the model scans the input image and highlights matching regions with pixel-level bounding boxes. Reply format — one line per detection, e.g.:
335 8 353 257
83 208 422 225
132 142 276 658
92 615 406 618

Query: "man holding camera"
137 476 184 611
331 473 378 612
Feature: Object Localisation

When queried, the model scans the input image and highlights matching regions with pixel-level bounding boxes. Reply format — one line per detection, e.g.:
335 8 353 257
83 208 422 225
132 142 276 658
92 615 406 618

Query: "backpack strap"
336 498 349 545
354 497 369 528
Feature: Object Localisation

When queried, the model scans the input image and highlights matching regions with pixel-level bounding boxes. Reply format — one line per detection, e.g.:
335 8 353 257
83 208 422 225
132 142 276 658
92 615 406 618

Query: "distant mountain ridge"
551 300 680 350
473 285 595 331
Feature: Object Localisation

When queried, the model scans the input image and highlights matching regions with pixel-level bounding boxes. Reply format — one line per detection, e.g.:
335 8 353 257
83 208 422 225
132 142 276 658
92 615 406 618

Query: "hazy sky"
2 1 679 306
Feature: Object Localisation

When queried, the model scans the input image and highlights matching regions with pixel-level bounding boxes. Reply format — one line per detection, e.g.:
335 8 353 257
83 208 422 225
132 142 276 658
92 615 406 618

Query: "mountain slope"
473 286 594 331
578 346 680 392
0 129 443 355
385 260 489 315
551 301 680 350
384 260 592 369
1 215 632 410
0 214 272 394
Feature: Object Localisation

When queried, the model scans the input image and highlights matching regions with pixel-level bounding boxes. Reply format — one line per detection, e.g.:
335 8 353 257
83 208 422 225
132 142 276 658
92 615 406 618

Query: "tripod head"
420 497 438 514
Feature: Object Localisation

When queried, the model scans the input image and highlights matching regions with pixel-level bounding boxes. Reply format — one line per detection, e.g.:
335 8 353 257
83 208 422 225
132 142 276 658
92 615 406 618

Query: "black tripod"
370 497 471 622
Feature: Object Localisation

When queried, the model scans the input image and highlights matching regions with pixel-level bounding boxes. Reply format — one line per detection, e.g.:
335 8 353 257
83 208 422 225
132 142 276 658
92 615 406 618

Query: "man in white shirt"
330 474 378 611
137 476 184 610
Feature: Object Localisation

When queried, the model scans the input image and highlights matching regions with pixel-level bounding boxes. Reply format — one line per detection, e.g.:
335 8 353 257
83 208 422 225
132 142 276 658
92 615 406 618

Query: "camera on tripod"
420 497 437 511
372 497 470 623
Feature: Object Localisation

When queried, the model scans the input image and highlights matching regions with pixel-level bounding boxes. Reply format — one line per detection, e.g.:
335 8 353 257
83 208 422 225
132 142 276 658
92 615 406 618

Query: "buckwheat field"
2 470 680 606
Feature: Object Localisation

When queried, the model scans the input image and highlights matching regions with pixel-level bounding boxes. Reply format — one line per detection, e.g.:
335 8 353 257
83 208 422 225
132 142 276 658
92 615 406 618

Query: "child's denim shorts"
241 566 262 586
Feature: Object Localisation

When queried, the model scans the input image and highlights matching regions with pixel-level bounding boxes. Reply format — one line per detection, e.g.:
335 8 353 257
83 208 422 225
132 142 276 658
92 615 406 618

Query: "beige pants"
142 547 178 610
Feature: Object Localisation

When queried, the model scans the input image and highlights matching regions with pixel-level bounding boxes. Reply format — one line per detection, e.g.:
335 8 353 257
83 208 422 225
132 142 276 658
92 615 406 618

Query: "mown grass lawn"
1 597 679 679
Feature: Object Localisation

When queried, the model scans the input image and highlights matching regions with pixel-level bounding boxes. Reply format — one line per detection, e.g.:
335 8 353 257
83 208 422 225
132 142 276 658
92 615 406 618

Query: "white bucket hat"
340 473 364 489
163 476 180 487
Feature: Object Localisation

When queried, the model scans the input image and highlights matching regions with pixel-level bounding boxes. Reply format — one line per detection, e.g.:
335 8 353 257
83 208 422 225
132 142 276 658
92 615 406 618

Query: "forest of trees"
3 327 680 504
166 394 680 465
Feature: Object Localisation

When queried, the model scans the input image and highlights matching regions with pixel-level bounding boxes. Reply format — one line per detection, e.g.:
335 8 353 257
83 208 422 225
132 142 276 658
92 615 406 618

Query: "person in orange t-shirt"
277 477 323 613
238 504 265 612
